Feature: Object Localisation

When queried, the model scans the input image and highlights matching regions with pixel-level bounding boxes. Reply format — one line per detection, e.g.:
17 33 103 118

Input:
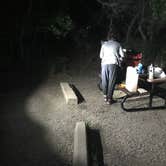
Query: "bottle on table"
148 64 154 79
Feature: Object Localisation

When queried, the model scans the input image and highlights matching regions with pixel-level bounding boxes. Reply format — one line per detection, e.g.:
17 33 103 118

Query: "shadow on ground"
0 55 68 165
87 127 104 166
70 84 86 104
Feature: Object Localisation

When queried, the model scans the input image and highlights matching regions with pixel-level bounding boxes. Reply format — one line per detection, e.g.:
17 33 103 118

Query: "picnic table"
120 76 166 111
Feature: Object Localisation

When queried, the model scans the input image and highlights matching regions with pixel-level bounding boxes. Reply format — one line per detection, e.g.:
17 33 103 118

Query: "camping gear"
137 63 143 74
148 64 154 79
125 66 139 92
153 67 166 78
124 49 142 67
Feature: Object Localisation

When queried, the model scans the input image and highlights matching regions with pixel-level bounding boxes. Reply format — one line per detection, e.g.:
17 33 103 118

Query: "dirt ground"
0 51 166 166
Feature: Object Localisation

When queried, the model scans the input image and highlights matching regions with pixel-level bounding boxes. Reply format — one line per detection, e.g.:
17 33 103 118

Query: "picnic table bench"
120 76 166 111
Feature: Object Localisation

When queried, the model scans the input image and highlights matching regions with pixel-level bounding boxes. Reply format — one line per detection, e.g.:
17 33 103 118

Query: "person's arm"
119 46 124 58
100 45 104 59
117 45 125 66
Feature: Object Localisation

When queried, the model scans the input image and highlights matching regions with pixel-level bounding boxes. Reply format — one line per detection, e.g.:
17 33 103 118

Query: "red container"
125 52 142 67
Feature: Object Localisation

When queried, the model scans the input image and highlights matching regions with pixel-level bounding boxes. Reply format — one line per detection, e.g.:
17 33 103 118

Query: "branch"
138 25 147 41
137 0 148 41
96 0 134 8
125 13 139 43
96 0 118 8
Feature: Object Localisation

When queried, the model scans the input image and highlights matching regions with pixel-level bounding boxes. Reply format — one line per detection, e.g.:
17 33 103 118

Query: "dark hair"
107 31 115 40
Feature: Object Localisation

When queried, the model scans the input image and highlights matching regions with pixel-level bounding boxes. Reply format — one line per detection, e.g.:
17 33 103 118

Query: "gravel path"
0 64 166 166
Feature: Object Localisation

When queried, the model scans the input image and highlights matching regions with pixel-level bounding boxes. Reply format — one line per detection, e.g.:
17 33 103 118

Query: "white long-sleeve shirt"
100 40 124 66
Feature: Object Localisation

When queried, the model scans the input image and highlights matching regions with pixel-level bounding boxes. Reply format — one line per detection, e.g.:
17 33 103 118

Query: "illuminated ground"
0 52 166 166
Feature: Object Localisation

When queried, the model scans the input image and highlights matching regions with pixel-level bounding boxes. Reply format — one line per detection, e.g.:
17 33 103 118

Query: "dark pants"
101 64 118 99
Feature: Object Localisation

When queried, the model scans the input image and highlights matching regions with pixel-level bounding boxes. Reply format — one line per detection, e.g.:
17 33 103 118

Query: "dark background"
0 1 166 166
0 0 166 76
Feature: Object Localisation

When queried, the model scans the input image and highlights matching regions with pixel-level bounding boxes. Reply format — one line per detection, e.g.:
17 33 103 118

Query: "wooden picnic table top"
147 77 166 84
139 74 166 84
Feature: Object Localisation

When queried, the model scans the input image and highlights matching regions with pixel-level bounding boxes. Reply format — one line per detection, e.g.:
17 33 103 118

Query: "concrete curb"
60 82 78 105
73 121 88 166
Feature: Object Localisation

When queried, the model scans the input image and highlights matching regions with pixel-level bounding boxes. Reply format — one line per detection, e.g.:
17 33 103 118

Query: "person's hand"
123 48 127 52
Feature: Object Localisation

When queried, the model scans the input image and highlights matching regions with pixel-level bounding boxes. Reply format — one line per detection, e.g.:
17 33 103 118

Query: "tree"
47 15 73 39
96 0 166 43
96 0 135 40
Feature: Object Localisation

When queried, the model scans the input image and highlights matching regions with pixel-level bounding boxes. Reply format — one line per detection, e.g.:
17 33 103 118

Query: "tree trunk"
137 0 147 41
138 25 147 41
125 13 139 44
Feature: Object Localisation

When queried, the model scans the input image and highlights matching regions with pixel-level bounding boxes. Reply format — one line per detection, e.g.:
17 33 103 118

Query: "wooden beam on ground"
73 121 88 166
60 82 78 105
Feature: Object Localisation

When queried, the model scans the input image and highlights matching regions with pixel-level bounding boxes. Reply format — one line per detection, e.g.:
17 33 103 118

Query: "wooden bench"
120 77 166 111
120 88 149 111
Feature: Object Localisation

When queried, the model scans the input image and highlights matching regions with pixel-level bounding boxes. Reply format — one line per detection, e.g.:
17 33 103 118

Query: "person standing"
100 32 124 104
